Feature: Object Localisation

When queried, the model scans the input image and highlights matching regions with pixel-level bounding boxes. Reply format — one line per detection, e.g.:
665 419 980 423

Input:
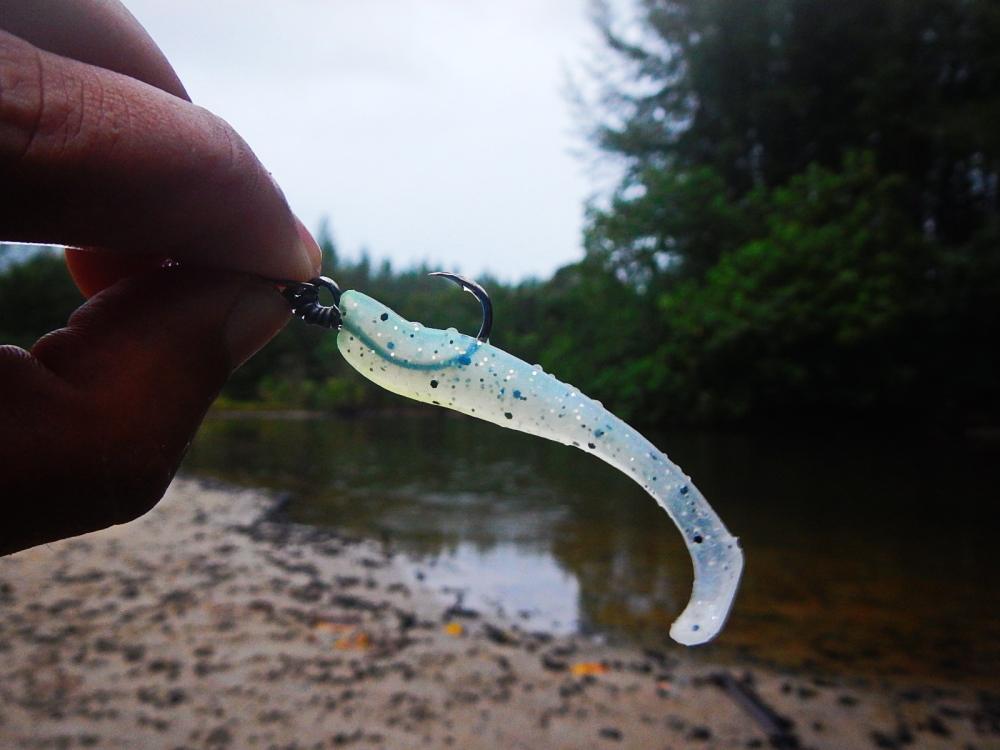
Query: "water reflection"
182 412 1000 684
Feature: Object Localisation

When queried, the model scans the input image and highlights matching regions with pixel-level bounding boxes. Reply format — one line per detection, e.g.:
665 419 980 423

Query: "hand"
0 0 322 554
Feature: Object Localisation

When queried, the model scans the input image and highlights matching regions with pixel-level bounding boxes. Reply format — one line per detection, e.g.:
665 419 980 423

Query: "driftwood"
709 671 801 749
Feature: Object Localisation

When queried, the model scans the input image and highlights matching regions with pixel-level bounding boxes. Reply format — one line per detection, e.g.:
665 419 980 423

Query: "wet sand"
1 479 995 749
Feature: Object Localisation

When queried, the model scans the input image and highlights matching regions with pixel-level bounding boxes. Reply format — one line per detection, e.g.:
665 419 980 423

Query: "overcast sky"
126 1 604 281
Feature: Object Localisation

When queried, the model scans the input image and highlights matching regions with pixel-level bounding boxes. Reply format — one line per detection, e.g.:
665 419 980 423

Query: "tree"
585 0 1000 248
578 0 1000 425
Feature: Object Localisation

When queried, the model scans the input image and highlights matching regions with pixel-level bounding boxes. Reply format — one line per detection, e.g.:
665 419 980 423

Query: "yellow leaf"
571 661 608 677
334 631 370 650
444 622 464 636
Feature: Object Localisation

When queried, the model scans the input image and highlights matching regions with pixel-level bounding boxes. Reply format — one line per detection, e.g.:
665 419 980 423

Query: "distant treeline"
2 0 998 429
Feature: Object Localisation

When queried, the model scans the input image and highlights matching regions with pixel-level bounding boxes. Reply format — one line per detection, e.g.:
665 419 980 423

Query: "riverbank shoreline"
1 479 994 749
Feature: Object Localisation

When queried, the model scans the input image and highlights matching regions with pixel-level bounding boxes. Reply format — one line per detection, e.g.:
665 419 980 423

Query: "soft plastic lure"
282 274 743 645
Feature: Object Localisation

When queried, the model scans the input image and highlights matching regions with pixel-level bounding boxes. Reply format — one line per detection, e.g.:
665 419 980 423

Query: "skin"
0 0 323 555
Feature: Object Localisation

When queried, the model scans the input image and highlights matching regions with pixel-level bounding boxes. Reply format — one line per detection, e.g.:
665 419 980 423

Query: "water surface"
183 412 1000 685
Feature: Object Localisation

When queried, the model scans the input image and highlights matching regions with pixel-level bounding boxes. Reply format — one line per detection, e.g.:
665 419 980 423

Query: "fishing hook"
280 275 343 328
429 271 493 343
278 271 493 343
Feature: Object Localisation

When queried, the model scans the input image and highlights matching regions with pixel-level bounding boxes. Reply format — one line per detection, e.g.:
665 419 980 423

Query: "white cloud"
126 0 600 280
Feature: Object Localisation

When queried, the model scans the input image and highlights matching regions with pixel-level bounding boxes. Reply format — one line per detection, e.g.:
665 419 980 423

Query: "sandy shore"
1 479 995 749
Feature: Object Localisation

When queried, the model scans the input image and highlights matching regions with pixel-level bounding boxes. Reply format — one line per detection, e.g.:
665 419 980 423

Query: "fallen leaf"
334 631 371 650
571 661 608 677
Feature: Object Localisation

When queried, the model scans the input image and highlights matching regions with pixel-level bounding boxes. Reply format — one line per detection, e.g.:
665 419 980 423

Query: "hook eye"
306 276 342 305
429 271 493 343
282 276 343 328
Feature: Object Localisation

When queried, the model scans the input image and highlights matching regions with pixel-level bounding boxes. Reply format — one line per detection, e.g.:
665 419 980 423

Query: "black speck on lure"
283 274 743 646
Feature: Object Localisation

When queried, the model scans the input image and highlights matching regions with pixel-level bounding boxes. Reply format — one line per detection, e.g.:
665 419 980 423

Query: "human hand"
0 0 321 554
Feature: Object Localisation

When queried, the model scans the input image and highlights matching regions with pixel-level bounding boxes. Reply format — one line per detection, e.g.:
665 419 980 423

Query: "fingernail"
223 278 291 369
295 217 323 276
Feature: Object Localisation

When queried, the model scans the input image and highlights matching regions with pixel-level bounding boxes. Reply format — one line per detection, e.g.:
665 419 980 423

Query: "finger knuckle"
198 108 268 201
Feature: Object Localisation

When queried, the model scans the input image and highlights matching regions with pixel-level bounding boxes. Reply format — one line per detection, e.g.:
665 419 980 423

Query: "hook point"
429 271 493 343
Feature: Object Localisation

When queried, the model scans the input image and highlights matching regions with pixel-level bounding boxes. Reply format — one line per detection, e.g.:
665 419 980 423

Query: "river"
182 411 1000 686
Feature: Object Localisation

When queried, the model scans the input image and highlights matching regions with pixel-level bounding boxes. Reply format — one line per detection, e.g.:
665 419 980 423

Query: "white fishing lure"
329 280 744 646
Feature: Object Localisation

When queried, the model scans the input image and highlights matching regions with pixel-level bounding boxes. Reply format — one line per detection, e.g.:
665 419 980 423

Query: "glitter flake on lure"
335 289 744 646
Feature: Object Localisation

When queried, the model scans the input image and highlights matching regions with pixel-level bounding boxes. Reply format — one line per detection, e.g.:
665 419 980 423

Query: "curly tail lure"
281 274 743 646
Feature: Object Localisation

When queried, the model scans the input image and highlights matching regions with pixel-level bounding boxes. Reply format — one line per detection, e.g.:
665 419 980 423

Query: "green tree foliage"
580 0 1000 425
652 153 936 421
587 0 1000 244
0 246 82 350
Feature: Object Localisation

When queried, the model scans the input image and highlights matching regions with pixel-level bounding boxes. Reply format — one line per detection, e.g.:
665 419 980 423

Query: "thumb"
0 267 289 554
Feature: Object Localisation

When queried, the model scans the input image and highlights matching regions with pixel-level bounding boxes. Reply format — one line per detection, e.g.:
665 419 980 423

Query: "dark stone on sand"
194 661 216 677
266 555 320 578
47 598 81 615
161 589 197 608
206 726 232 746
550 643 576 658
838 694 858 707
541 654 567 672
332 594 380 612
599 727 623 741
120 584 140 599
443 605 479 620
258 709 289 724
54 569 105 584
922 715 951 737
395 609 417 630
248 600 275 616
688 725 712 741
121 644 145 662
871 731 896 748
897 724 914 744
137 714 170 732
148 659 183 680
290 581 328 603
483 624 517 646
559 681 584 698
332 730 363 745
